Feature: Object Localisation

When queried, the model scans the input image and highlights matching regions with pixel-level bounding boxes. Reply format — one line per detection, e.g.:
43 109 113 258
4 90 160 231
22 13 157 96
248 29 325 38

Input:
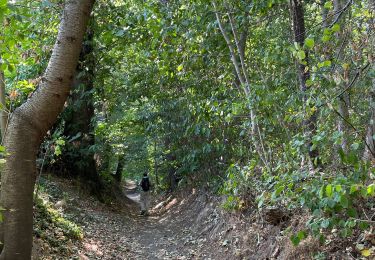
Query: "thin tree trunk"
213 2 270 169
154 138 159 187
114 154 125 183
290 0 320 167
0 1 94 258
333 0 350 153
0 67 7 140
364 0 375 159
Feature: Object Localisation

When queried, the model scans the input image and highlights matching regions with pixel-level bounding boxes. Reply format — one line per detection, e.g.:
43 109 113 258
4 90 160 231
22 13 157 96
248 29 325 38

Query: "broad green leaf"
348 208 358 218
322 35 331 42
290 234 300 246
367 184 375 196
306 79 313 87
324 1 333 9
297 50 306 60
304 38 314 49
339 195 349 208
297 230 306 240
326 184 333 197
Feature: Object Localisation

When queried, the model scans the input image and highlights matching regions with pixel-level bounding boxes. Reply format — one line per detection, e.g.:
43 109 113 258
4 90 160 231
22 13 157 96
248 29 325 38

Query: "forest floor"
34 176 241 259
32 175 365 260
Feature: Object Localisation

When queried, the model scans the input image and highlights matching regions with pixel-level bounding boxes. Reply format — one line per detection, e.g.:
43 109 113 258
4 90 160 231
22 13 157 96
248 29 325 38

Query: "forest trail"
38 177 225 260
77 181 223 259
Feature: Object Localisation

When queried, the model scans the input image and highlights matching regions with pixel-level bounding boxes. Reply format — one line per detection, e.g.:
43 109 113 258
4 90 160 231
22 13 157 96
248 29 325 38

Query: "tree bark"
290 0 320 167
114 154 125 183
0 1 94 258
0 67 7 140
364 0 375 159
333 0 350 153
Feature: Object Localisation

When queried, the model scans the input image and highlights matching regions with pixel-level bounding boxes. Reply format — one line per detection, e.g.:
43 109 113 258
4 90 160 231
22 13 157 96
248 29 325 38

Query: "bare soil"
34 176 358 260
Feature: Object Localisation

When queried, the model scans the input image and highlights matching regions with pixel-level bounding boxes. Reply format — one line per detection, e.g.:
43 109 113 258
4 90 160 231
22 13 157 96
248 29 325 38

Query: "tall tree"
213 2 270 169
0 66 7 140
364 0 375 159
0 0 95 258
290 0 320 167
333 0 351 153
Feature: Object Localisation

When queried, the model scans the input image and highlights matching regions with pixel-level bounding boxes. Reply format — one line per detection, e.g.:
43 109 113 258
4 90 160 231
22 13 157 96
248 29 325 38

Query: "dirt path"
73 181 217 259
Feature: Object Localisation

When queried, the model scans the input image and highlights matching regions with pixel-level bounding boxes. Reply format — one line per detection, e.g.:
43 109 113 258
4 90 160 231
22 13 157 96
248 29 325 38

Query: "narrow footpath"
70 181 223 259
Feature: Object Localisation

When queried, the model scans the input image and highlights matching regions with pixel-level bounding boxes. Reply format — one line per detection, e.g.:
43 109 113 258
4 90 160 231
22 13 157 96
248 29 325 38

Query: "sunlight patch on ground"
165 198 178 210
83 241 103 257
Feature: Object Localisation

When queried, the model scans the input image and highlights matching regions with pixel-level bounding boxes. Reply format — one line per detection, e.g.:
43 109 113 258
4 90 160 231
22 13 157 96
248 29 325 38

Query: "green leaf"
319 185 325 198
347 208 358 218
335 184 342 193
306 79 313 87
297 230 306 240
275 185 285 196
323 60 331 67
326 184 333 197
0 0 6 8
361 187 368 198
321 219 330 228
331 24 341 32
304 38 315 49
297 50 306 60
351 143 360 150
324 1 333 9
339 195 349 208
322 35 331 42
177 64 183 72
359 221 369 230
290 234 300 246
350 185 358 194
367 183 375 196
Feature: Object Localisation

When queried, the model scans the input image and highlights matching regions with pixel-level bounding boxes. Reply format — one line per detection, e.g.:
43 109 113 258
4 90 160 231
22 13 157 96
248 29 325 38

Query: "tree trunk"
333 0 350 153
59 27 104 195
213 3 270 169
0 1 94 258
0 67 7 140
290 0 320 167
114 154 125 183
364 0 375 159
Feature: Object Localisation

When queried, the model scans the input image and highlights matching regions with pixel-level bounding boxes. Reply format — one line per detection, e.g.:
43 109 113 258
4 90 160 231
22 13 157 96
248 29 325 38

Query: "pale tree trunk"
333 0 350 153
213 2 270 170
290 0 321 168
364 0 375 160
0 67 7 140
0 0 95 259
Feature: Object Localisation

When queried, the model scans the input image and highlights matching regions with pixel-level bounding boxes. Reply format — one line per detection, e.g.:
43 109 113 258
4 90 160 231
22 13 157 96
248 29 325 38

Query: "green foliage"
34 197 83 240
1 0 374 252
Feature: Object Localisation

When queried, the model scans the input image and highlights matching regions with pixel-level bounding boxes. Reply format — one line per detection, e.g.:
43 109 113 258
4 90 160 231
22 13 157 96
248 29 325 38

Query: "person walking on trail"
139 172 151 216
